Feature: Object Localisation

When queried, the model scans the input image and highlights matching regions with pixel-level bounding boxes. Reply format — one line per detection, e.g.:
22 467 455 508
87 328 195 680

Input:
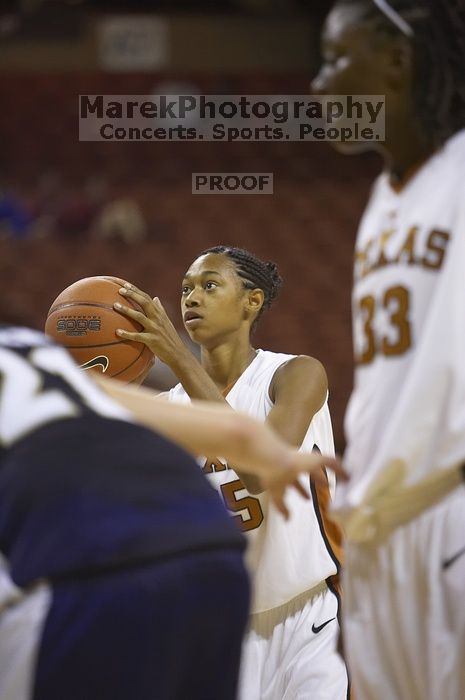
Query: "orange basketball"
45 276 154 383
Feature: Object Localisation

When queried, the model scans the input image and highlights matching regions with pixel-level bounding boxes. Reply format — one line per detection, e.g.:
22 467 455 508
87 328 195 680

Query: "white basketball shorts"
238 582 349 700
343 488 465 700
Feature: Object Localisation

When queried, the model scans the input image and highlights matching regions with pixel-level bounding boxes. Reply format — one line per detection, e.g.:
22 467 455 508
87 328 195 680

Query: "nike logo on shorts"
442 545 465 570
80 355 109 372
312 617 335 634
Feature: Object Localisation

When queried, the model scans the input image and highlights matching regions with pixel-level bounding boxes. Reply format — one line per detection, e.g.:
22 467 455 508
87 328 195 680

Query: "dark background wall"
0 3 381 451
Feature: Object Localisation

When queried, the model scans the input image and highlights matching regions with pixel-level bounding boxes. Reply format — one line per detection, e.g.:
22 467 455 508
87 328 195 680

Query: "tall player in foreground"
312 1 465 698
115 246 349 700
0 324 343 700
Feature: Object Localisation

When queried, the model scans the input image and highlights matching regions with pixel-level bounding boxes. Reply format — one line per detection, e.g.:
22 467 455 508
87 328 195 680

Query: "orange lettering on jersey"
394 225 418 265
422 229 450 270
221 479 264 532
355 238 374 280
373 229 395 270
202 457 228 474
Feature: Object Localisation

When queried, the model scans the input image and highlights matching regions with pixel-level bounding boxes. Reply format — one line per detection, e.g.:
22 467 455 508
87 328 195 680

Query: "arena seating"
1 73 380 448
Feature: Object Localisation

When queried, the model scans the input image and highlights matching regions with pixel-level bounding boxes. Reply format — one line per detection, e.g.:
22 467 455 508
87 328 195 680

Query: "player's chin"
184 324 208 344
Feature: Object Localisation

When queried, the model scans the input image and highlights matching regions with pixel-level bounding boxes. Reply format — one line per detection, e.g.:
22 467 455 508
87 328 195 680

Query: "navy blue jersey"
0 326 244 586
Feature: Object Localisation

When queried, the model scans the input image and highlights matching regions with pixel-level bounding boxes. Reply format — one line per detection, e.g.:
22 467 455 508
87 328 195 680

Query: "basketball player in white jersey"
312 1 465 698
114 246 350 699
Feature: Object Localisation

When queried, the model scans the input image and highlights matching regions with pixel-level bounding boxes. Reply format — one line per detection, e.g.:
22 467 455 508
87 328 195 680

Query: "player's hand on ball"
114 283 185 365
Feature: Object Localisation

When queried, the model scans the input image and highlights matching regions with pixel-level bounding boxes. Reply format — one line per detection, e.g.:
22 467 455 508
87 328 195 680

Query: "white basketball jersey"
169 350 339 613
339 130 465 513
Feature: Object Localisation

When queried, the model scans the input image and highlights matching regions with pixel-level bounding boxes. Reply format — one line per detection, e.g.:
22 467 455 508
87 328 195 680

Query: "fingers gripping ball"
45 276 155 383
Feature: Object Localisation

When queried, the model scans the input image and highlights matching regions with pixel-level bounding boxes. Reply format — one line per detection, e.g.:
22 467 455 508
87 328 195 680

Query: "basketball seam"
48 302 118 313
58 340 139 350
112 345 148 378
100 276 128 286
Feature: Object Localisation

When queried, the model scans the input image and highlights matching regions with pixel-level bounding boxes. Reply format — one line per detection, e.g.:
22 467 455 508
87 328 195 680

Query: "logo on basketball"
80 355 110 372
56 318 101 336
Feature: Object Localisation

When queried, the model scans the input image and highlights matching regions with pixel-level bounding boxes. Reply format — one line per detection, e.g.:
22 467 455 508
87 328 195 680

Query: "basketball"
45 276 155 383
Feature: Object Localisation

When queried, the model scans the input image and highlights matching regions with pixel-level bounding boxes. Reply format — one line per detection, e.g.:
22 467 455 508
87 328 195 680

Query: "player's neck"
200 340 257 391
383 120 437 191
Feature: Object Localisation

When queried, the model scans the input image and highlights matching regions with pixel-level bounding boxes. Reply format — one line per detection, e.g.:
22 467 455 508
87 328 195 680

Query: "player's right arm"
95 375 346 518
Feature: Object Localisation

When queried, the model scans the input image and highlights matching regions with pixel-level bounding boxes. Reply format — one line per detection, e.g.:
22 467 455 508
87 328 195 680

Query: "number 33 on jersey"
353 225 450 365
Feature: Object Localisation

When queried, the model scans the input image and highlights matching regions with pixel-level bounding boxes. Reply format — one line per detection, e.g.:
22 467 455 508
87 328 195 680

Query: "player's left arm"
267 355 328 448
243 356 328 495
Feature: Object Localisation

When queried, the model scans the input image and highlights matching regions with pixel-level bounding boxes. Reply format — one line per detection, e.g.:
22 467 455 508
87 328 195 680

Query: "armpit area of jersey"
0 419 244 587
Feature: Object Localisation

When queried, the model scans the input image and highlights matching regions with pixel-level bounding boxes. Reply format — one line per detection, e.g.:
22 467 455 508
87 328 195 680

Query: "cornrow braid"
335 0 465 142
200 245 283 332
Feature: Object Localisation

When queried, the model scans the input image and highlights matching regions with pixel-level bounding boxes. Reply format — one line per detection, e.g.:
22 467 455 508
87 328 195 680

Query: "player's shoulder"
273 354 326 380
271 354 328 399
253 349 295 369
239 349 294 387
424 130 465 213
433 129 465 180
442 128 465 158
252 349 327 383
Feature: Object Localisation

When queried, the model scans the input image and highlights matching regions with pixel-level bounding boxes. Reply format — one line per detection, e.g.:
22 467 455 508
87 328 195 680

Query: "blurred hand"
259 451 347 518
231 416 347 518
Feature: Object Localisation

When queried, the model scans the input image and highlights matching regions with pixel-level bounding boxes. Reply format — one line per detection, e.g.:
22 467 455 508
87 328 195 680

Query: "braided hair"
334 0 465 143
199 245 283 332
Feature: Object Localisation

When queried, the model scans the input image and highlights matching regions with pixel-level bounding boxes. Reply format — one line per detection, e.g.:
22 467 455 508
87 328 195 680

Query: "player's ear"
384 36 413 89
246 288 265 316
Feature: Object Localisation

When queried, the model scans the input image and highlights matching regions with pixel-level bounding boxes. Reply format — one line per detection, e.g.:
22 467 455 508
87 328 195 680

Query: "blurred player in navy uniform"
0 325 247 700
0 324 339 700
312 1 465 698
